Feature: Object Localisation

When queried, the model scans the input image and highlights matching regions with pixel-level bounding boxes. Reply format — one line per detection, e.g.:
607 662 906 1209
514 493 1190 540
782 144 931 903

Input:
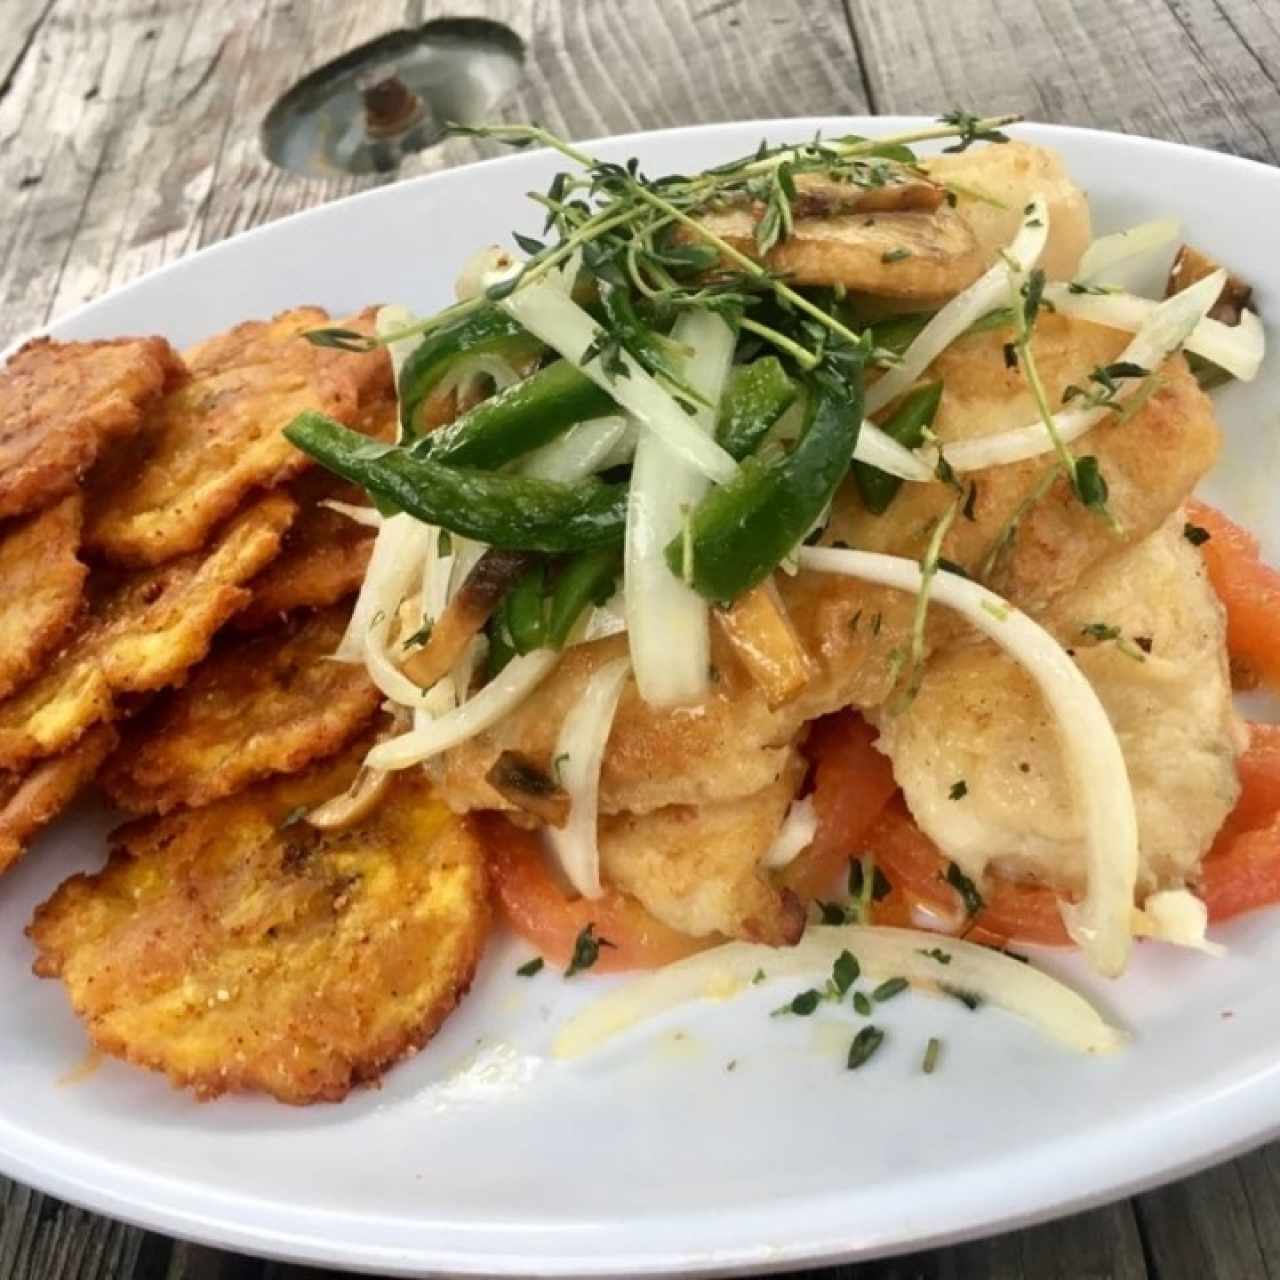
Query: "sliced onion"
455 246 519 302
1045 282 1264 382
366 649 561 771
1134 889 1225 957
376 304 425 390
797 546 1139 977
864 197 1050 415
854 421 936 481
929 269 1227 472
760 795 818 869
577 591 628 644
522 415 634 482
626 309 736 706
496 272 739 484
319 499 382 529
553 925 1126 1059
1076 218 1180 282
546 657 631 897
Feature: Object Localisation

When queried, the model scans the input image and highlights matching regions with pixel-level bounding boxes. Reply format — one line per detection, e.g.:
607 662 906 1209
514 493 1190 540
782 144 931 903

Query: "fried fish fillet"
598 753 807 944
103 604 381 814
0 725 117 874
877 514 1244 899
0 335 184 521
0 495 87 700
0 493 294 771
29 749 490 1103
435 317 1220 820
84 307 391 568
234 474 376 631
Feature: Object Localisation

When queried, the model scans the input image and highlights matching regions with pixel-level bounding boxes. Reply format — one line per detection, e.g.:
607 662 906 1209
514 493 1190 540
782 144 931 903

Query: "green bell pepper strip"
421 360 616 469
545 548 621 649
397 303 543 438
284 412 626 553
852 380 943 516
503 562 549 654
715 357 797 460
664 370 863 603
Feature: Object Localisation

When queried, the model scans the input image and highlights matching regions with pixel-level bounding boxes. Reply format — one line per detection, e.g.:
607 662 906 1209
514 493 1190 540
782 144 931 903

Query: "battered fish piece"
0 725 117 875
85 307 391 568
0 493 294 770
28 748 490 1104
923 141 1091 280
599 754 807 945
877 516 1243 899
0 495 87 700
0 335 183 521
234 474 376 631
103 604 381 814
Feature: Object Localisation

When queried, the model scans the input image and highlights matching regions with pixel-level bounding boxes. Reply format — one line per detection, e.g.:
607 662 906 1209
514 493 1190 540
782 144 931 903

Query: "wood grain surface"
0 0 1277 1277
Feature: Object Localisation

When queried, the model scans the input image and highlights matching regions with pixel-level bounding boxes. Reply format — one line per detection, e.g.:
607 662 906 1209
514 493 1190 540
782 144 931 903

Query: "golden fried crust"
0 493 294 771
234 474 375 631
0 725 117 875
0 336 184 521
103 605 381 814
84 308 391 568
28 752 491 1104
599 753 807 945
0 495 88 700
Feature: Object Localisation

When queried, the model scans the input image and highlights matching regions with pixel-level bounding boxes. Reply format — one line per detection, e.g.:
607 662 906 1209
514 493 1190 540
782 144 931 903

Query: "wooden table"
2 0 1278 1275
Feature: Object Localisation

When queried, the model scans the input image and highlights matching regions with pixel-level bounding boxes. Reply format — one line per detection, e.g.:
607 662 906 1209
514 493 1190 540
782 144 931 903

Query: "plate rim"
7 113 1280 1276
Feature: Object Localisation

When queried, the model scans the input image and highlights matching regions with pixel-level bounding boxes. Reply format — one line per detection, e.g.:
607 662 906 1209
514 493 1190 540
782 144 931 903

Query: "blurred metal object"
261 18 525 178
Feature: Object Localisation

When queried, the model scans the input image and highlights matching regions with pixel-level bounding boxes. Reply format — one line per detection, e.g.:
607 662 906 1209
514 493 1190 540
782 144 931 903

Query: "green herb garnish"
516 956 545 977
847 1025 886 1068
565 923 615 977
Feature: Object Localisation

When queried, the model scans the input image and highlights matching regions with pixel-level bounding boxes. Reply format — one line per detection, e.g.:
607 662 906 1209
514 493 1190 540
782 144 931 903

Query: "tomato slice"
1186 499 1280 689
478 812 709 972
781 710 899 902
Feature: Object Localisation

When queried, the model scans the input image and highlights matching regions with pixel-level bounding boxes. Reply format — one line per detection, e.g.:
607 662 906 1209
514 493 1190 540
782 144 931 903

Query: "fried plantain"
0 725 117 875
0 492 294 771
0 335 184 521
84 308 390 568
0 495 88 700
29 748 490 1104
103 604 381 814
234 473 376 631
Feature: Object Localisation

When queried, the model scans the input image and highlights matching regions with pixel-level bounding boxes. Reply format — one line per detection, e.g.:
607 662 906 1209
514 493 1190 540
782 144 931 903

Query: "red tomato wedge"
1186 499 1280 690
479 812 709 973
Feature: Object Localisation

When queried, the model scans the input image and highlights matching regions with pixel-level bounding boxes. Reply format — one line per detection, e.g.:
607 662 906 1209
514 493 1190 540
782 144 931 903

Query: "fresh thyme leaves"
919 947 952 965
1061 361 1151 409
1073 454 1110 513
853 991 873 1016
872 977 909 1003
891 498 961 712
848 855 891 904
752 968 767 985
1067 281 1115 296
979 462 1057 581
881 247 912 264
945 862 984 917
939 109 1014 153
922 1037 942 1074
948 779 968 801
818 900 850 925
1020 267 1047 328
847 1025 885 1068
303 326 379 353
833 949 861 995
565 923 615 976
1183 521 1211 546
516 956 545 977
941 985 984 1011
963 482 978 522
773 988 822 1017
1003 341 1018 370
1080 621 1147 662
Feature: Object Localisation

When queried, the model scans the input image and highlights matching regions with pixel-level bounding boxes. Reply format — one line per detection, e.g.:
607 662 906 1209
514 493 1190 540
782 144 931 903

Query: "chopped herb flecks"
833 949 860 995
918 947 952 965
948 779 968 801
922 1037 942 1074
516 956 545 977
1184 522 1211 547
565 923 615 977
945 862 984 916
847 1024 885 1069
853 991 873 1016
872 976 909 1003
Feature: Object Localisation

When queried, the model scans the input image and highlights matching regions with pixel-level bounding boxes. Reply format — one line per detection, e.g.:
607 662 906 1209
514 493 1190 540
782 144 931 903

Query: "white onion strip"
554 925 1125 1059
522 415 634 482
546 658 631 897
797 546 1139 977
1076 217 1180 282
626 309 735 706
854 421 936 481
928 270 1227 473
865 197 1050 415
760 796 818 870
366 649 560 771
319 499 382 529
497 273 738 484
1046 283 1263 382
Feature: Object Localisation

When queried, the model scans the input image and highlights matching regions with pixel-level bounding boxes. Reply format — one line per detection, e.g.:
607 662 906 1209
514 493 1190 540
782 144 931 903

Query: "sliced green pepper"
546 548 621 648
716 357 797 460
503 562 549 654
284 412 626 552
487 613 517 678
853 380 942 515
422 360 615 469
397 303 543 438
664 370 863 602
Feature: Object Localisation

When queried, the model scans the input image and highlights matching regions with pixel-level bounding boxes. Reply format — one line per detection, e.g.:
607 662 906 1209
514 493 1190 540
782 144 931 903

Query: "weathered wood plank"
843 0 1280 163
0 1177 145 1280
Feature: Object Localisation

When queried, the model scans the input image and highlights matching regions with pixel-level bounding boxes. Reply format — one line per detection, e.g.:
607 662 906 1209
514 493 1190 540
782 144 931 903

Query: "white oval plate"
3 118 1279 1278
